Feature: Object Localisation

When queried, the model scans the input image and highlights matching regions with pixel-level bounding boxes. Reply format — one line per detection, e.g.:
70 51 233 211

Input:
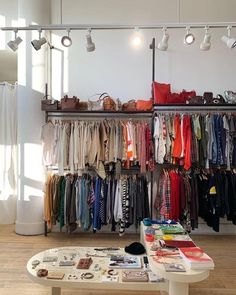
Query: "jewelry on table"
68 274 78 280
80 272 94 280
93 263 101 271
107 269 118 276
31 259 40 269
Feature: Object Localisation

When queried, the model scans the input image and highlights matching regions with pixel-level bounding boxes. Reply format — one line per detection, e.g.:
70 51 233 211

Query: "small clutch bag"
122 270 148 282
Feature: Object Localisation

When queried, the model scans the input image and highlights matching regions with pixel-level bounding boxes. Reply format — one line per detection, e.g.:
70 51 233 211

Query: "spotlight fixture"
86 29 95 52
7 30 22 52
157 27 169 51
200 26 211 51
61 29 72 47
131 28 142 48
31 30 47 51
184 27 195 45
221 26 236 49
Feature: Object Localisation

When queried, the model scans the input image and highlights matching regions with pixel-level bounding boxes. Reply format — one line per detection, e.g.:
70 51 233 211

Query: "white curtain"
0 83 17 224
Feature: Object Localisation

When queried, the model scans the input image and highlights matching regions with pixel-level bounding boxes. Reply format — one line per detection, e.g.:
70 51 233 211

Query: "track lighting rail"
1 22 236 31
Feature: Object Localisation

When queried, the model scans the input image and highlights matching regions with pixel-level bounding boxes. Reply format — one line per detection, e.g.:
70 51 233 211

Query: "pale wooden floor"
0 225 235 295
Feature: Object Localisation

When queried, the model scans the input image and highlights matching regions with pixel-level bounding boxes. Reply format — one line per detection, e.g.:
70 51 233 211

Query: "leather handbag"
88 93 104 111
122 100 137 111
41 99 58 111
77 101 88 111
167 90 196 104
187 95 204 104
61 95 79 110
136 99 153 111
152 81 171 104
203 92 225 104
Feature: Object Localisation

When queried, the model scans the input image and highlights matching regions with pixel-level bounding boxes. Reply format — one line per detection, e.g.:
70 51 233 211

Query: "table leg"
169 281 189 295
50 287 61 295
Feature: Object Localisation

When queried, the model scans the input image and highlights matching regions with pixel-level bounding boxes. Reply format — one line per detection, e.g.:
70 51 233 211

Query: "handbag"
77 101 88 111
61 95 79 110
152 81 171 104
41 99 58 111
103 94 116 111
167 90 196 104
203 92 225 104
122 271 148 282
122 100 137 111
88 93 104 111
224 91 236 104
136 99 153 111
187 95 204 104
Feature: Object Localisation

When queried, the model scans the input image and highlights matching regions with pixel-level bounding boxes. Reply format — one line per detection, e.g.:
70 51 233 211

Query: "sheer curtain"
0 82 17 224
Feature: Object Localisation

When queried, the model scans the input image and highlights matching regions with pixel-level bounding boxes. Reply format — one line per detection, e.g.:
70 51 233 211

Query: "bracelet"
81 272 94 280
107 269 118 276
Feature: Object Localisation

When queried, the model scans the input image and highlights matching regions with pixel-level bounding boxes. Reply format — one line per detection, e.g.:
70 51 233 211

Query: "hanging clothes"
44 172 151 234
153 113 236 170
41 119 154 175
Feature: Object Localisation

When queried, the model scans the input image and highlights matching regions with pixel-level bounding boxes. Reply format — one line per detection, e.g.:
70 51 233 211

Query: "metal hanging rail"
153 104 236 112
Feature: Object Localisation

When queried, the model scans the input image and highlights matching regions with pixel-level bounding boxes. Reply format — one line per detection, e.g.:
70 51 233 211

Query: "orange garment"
172 115 182 158
183 115 192 170
44 173 53 230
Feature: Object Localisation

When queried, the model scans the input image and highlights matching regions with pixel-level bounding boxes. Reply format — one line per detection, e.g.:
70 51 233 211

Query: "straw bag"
103 94 116 111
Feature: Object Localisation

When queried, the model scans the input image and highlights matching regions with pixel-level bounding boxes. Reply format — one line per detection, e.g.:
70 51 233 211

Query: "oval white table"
140 222 211 295
26 246 168 295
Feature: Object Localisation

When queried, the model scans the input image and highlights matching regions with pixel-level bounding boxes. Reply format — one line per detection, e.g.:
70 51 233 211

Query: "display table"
140 222 211 295
26 246 168 295
26 224 212 295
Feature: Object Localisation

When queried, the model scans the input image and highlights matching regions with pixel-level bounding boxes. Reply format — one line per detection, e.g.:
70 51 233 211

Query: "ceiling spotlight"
86 29 95 52
184 27 195 45
61 29 72 47
31 30 47 51
200 26 211 51
131 28 143 48
7 30 22 51
157 27 169 51
221 26 236 49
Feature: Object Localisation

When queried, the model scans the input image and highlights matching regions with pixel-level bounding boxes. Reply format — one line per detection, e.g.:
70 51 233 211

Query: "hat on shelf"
125 242 146 255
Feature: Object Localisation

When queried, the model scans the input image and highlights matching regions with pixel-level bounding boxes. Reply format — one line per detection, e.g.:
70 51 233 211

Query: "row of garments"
154 168 236 232
41 120 154 175
153 113 236 170
44 173 150 234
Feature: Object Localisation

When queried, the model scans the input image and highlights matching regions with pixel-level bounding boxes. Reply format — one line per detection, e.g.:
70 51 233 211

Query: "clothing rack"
153 104 236 113
45 110 153 122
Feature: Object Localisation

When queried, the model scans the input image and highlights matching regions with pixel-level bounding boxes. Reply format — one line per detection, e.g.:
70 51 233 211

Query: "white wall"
50 0 236 101
49 0 236 234
15 0 50 235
